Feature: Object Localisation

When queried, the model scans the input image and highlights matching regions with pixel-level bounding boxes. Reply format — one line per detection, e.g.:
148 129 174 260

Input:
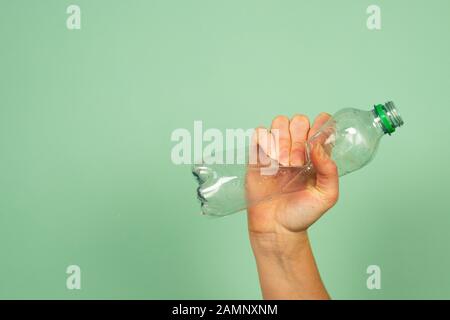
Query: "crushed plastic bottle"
192 101 404 216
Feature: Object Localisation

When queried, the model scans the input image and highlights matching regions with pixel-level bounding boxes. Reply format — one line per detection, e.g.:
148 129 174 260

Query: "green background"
1 0 449 299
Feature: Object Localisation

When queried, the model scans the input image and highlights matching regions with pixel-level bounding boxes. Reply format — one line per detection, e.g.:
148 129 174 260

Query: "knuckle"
291 114 309 124
272 115 289 125
315 112 332 122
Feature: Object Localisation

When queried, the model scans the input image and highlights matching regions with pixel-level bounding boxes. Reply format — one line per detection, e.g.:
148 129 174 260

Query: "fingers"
308 112 332 139
271 116 290 166
251 112 338 208
289 114 310 166
250 127 278 166
310 143 339 206
254 112 332 169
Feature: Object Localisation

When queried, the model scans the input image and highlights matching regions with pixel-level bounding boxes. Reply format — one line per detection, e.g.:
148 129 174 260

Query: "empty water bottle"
192 101 404 216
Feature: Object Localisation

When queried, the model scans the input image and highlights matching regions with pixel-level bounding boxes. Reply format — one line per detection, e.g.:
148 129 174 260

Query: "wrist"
249 230 310 261
249 230 329 299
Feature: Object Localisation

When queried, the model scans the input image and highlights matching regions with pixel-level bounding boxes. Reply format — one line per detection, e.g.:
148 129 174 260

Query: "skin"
246 113 339 300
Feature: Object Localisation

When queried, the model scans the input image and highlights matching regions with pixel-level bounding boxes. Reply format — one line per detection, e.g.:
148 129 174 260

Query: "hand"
245 113 338 299
246 113 339 252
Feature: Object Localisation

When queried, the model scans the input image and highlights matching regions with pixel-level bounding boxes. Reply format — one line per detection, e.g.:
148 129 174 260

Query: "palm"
246 165 326 233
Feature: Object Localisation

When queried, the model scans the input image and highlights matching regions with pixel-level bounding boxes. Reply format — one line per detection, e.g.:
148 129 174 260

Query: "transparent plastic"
192 102 403 217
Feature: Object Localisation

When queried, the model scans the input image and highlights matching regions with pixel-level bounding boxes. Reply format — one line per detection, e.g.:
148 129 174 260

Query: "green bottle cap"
374 102 404 135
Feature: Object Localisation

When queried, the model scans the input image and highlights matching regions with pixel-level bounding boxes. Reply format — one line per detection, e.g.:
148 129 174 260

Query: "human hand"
246 113 339 255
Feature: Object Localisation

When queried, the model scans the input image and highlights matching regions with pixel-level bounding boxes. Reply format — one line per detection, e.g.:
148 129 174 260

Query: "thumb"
310 143 339 206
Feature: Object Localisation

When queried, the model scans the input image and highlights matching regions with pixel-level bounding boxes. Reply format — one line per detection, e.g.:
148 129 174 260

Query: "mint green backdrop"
1 0 449 299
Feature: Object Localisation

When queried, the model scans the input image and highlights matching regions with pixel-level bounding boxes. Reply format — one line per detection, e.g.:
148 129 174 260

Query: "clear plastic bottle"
192 101 404 216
